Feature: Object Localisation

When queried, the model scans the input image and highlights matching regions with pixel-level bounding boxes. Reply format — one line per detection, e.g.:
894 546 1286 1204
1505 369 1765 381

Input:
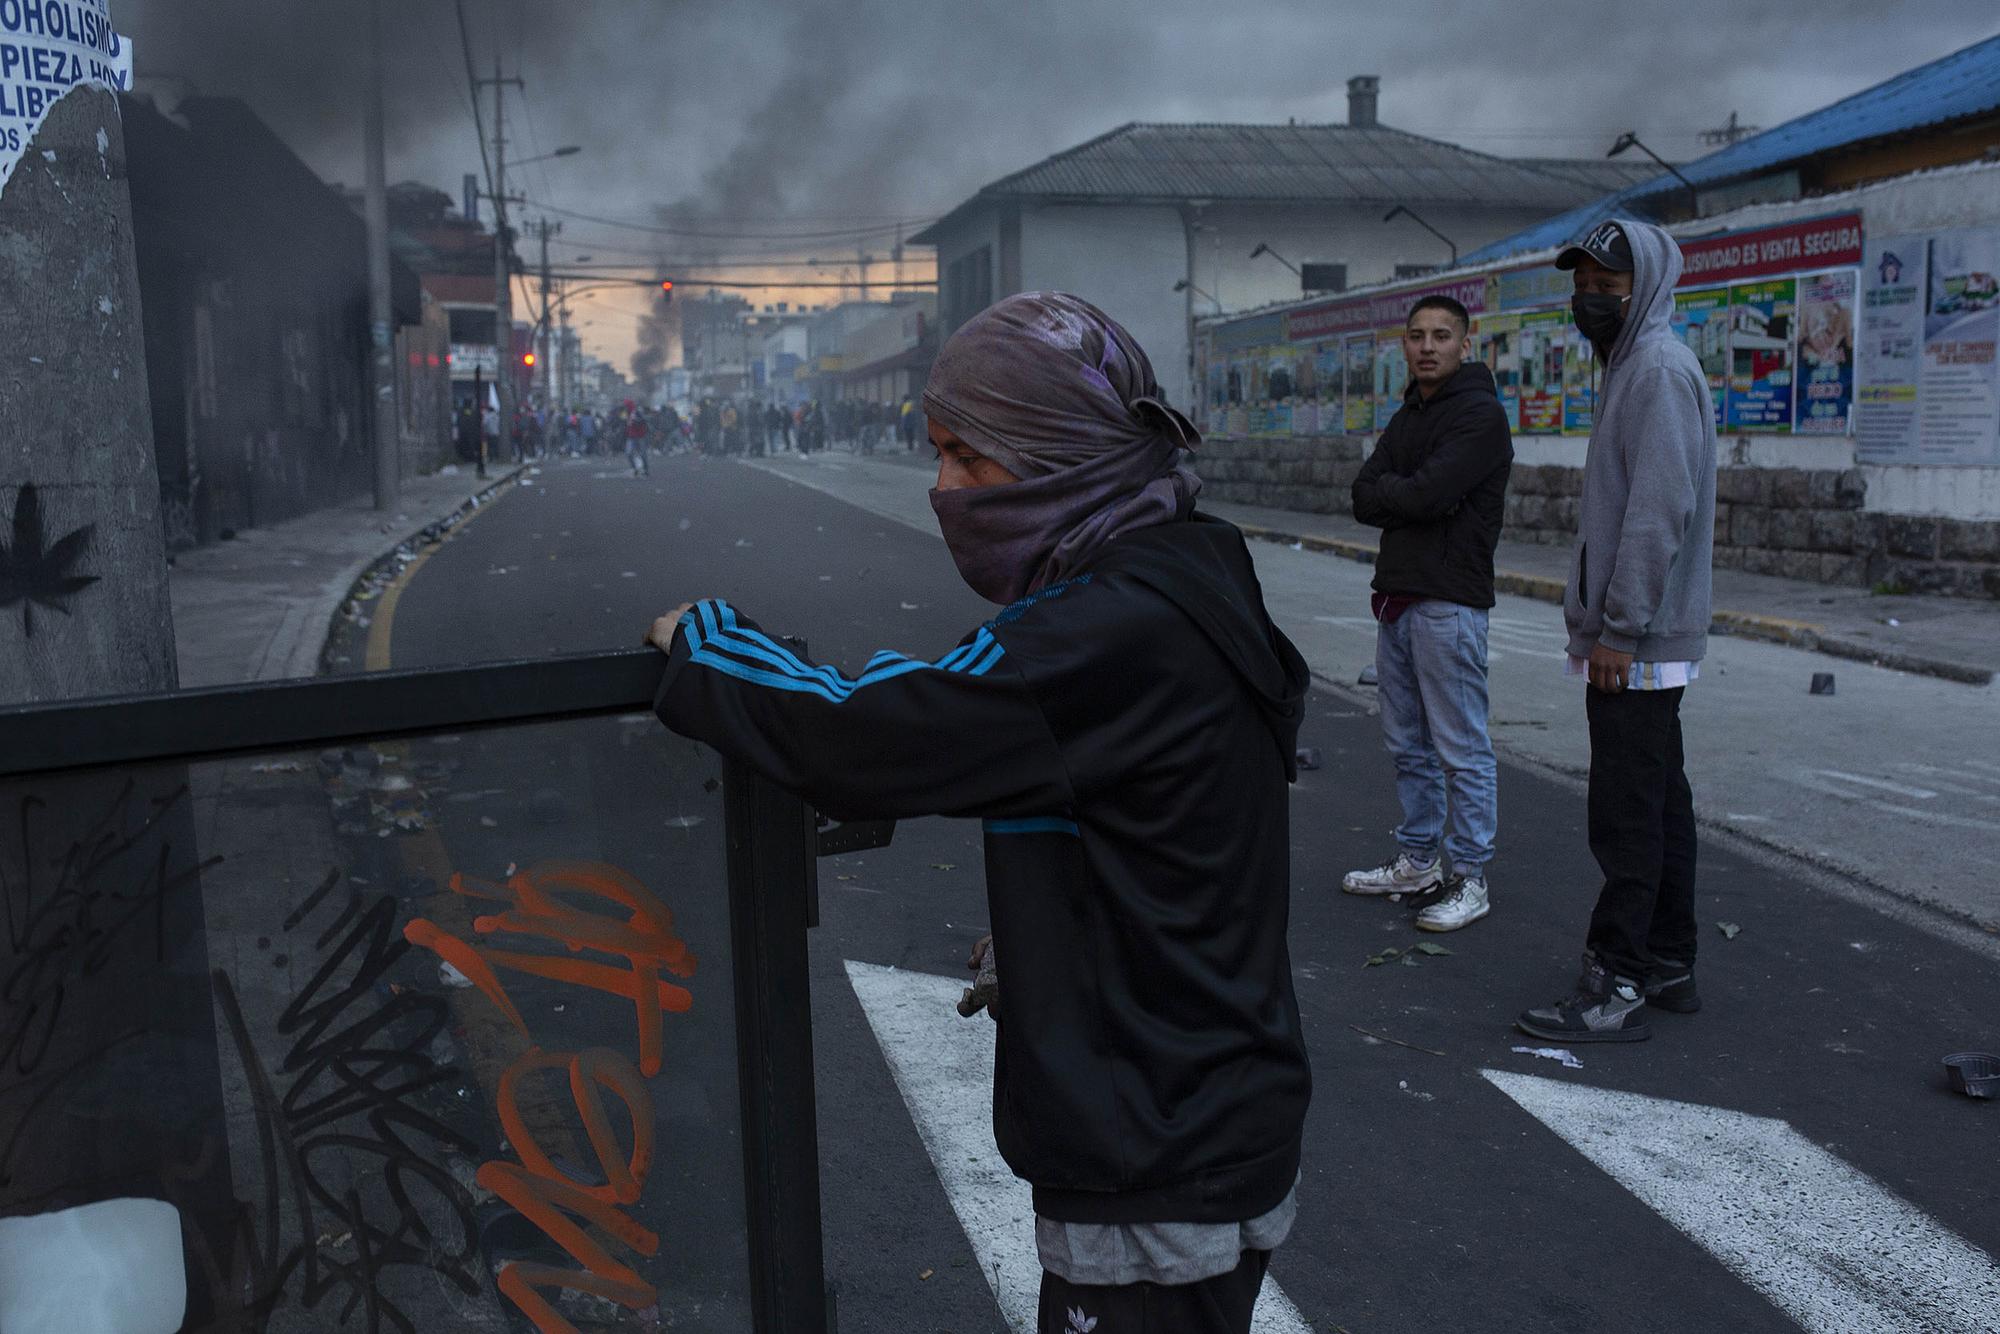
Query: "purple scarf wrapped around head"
923 292 1202 604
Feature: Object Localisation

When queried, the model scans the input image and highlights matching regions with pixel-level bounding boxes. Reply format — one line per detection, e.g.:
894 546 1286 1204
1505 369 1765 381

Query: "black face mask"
1572 292 1629 350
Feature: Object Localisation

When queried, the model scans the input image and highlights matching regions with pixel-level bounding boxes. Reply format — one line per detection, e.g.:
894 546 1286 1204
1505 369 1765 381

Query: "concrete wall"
1018 202 1191 399
1199 431 2000 599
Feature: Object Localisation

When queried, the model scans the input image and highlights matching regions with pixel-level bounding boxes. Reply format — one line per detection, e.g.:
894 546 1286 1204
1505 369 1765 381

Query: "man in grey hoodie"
1517 219 1716 1044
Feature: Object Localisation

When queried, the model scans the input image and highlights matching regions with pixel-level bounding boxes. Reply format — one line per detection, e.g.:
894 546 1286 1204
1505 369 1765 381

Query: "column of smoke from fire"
116 0 2000 374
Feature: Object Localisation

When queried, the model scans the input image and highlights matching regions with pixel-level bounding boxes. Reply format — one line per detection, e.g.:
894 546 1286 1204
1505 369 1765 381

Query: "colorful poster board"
1561 333 1596 435
1669 287 1730 427
1855 230 2000 465
1517 311 1565 434
1725 278 1797 431
1312 341 1345 434
1795 270 1855 435
1475 313 1524 429
1372 334 1407 430
1343 336 1374 431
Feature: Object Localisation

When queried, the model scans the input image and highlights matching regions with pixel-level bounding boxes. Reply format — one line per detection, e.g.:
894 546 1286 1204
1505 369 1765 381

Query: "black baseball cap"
1555 220 1634 272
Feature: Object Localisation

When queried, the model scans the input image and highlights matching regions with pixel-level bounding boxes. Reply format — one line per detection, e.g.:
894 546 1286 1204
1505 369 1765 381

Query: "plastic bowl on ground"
1942 1051 2000 1099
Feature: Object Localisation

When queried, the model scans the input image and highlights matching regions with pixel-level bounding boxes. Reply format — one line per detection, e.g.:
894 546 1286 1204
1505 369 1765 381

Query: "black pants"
1038 1249 1270 1334
1584 685 1697 982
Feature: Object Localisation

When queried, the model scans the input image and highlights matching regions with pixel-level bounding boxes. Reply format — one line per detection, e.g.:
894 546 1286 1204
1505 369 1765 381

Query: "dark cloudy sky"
116 1 2000 366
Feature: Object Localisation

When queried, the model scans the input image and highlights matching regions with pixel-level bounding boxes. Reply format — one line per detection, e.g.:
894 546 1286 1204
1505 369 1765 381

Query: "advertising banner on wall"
1795 270 1856 435
1343 336 1374 431
1725 278 1797 431
1311 341 1344 435
1517 311 1566 434
1372 333 1407 430
1561 334 1596 435
1915 229 2000 464
1857 231 2000 464
1679 213 1863 288
1668 288 1729 427
1475 313 1524 429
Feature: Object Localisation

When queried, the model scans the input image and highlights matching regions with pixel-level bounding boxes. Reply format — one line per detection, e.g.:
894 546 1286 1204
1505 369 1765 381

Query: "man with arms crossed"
1517 219 1716 1044
1345 295 1513 932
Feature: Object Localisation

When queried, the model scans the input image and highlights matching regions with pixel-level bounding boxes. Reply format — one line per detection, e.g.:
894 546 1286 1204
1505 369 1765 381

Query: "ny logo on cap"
1583 221 1624 251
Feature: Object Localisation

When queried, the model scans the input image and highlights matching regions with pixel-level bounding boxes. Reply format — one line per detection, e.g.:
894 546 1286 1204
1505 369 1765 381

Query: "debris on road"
1511 1045 1584 1070
1295 746 1323 771
1398 1080 1436 1102
1348 1024 1445 1057
1942 1051 1999 1099
1357 664 1378 686
1810 671 1836 695
1718 921 1743 939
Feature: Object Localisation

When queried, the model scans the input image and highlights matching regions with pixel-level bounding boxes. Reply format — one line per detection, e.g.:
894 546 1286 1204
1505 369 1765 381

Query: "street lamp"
514 144 583 167
1382 204 1459 267
1248 242 1300 276
1173 277 1221 312
1607 132 1700 215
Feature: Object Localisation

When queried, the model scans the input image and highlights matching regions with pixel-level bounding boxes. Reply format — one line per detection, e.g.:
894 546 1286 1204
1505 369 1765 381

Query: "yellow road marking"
365 478 518 671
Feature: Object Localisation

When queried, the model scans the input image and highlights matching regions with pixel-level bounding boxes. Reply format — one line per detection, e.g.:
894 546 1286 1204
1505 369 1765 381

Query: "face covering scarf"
923 292 1202 605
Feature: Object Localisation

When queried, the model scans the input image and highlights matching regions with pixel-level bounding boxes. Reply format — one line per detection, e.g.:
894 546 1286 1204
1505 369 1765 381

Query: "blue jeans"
1375 601 1497 875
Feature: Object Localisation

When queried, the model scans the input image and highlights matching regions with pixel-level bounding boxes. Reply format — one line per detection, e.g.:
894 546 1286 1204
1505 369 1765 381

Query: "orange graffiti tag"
403 860 697 1333
477 1046 662 1330
404 860 696 1075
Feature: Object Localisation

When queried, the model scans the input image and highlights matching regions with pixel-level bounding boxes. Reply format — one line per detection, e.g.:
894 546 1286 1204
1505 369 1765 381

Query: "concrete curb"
309 466 526 676
1237 521 1994 687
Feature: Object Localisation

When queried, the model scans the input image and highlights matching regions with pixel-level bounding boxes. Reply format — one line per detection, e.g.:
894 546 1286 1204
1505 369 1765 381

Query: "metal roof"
1462 32 2000 265
910 122 1627 243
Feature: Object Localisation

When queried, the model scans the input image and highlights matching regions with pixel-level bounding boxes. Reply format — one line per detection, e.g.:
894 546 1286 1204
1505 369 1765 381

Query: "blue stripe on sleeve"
983 817 1081 837
683 600 1007 704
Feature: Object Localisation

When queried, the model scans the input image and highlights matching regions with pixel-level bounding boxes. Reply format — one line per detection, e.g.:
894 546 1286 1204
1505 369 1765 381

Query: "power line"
519 198 936 243
451 0 495 204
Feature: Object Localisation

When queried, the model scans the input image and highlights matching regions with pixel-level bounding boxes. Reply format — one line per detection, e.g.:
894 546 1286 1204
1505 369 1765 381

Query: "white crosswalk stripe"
847 961 1312 1334
1483 1069 2000 1332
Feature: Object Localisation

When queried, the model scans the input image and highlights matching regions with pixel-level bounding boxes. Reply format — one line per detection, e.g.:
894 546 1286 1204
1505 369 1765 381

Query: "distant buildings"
912 77 1652 405
122 92 447 549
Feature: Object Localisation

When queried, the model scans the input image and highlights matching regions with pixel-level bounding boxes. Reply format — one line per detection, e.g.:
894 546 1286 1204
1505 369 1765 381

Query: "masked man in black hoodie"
1346 295 1513 932
647 293 1311 1334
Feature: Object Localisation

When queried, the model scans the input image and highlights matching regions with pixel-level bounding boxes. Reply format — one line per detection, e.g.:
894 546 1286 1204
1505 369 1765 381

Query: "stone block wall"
1197 434 1367 514
1203 434 2000 599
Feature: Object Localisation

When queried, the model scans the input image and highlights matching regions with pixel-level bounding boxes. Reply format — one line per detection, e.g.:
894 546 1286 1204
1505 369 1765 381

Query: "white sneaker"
1416 875 1490 932
1342 852 1443 896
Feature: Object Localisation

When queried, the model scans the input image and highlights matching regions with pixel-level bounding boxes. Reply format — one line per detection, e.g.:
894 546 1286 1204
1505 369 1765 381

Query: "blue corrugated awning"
1464 32 2000 266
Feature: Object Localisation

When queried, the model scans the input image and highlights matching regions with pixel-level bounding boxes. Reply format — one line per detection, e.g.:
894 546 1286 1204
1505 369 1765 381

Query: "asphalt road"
377 453 2000 1334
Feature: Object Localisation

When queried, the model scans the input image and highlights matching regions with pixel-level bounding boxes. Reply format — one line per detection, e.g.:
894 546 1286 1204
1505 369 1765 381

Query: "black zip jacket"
655 514 1312 1224
1350 360 1513 608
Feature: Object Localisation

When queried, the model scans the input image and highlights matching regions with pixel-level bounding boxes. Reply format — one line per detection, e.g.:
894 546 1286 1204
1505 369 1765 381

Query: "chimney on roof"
1347 75 1379 129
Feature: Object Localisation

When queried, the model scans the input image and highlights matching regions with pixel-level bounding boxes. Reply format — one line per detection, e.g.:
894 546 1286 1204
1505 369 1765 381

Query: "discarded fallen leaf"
918 1269 933 1281
932 863 956 871
1413 942 1453 956
1717 921 1742 940
1364 946 1404 967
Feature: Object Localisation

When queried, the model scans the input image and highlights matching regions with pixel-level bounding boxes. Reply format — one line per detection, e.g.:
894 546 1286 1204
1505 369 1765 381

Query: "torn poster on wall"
0 0 132 192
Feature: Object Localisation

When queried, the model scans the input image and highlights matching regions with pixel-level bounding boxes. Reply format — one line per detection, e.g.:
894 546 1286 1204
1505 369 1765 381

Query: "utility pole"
857 247 872 301
532 217 560 413
476 57 524 467
365 0 399 511
1700 110 1760 147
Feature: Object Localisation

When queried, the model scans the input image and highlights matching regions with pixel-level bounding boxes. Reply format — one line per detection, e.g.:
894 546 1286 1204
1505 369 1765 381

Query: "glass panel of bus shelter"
0 713 750 1333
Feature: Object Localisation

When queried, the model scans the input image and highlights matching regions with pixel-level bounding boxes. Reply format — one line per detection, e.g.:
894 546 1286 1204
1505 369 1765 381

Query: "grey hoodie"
1564 219 1716 663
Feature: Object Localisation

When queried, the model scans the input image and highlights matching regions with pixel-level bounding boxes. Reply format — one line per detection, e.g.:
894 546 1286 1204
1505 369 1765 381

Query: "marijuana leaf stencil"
0 484 101 637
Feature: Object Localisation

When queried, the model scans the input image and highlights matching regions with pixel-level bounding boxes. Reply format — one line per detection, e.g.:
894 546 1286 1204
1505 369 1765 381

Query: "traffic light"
523 352 537 367
658 279 674 305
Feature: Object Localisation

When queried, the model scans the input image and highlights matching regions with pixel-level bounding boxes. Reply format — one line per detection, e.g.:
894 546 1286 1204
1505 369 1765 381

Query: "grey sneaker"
1416 875 1489 932
1342 852 1443 897
1645 959 1701 1014
1516 954 1652 1043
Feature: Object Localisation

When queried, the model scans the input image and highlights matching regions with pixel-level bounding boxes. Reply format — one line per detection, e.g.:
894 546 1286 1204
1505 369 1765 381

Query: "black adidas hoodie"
654 513 1312 1224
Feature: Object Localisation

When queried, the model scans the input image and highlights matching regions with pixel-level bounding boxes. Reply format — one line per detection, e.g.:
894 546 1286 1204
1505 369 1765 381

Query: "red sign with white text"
1677 213 1863 287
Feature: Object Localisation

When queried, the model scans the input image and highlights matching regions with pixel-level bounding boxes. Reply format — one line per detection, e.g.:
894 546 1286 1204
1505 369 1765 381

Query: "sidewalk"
1206 498 2000 686
169 465 522 687
848 445 1997 683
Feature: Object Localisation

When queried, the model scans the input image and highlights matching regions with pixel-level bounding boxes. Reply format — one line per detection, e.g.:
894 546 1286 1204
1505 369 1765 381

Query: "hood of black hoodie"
1090 513 1310 779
